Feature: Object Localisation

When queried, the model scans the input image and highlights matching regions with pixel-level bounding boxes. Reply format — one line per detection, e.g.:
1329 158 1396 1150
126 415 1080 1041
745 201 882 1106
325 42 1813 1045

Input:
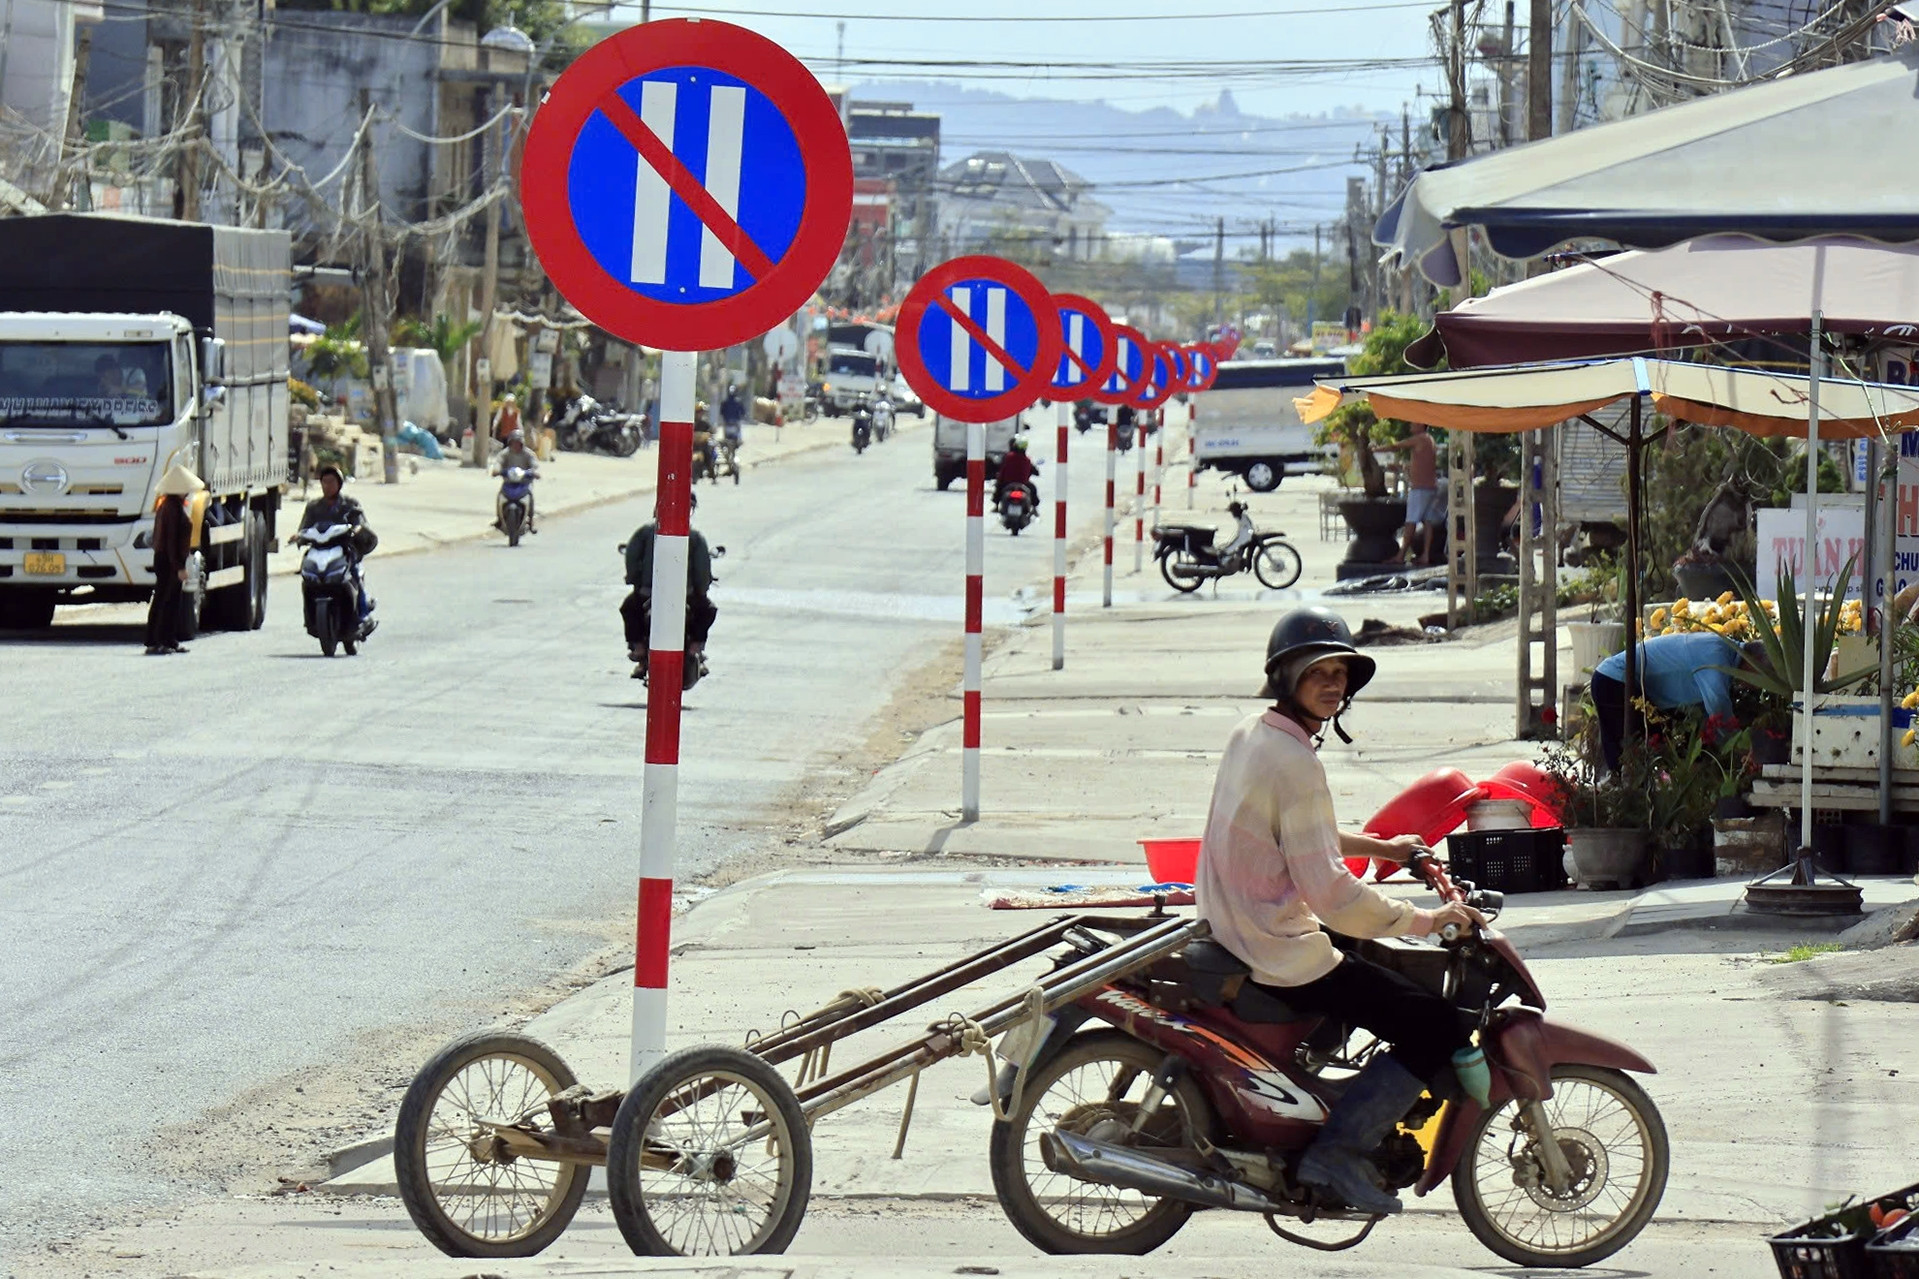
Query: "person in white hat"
147 464 203 654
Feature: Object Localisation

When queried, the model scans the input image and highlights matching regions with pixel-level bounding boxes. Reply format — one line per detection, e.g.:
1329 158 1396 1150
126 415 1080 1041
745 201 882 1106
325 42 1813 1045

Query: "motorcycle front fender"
1412 1010 1655 1197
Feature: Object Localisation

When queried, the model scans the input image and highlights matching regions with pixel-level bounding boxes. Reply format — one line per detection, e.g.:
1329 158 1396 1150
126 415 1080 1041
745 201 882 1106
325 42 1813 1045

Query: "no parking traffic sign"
1130 343 1180 411
896 256 1062 423
1086 324 1148 407
519 18 853 351
1049 293 1117 399
1185 345 1218 392
1161 343 1191 391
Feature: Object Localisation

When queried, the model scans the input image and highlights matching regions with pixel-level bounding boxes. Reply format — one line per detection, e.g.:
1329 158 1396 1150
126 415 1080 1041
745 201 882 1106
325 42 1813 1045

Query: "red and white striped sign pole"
963 419 985 821
1052 400 1069 670
1133 414 1147 573
633 347 696 1079
1103 410 1117 607
1152 412 1164 527
1188 407 1198 508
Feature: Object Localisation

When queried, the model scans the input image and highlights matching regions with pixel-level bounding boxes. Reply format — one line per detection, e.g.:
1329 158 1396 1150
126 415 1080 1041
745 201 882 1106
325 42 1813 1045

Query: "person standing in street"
145 464 203 655
1383 421 1441 566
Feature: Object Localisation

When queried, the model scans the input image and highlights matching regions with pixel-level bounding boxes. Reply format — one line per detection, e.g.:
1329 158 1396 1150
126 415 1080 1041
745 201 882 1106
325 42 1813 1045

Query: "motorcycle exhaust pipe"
1038 1130 1284 1214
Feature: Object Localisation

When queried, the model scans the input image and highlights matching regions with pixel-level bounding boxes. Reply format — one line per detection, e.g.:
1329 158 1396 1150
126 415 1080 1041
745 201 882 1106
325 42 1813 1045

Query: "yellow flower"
1650 607 1669 628
1903 690 1919 710
1906 728 1917 748
1716 590 1735 606
1673 597 1691 615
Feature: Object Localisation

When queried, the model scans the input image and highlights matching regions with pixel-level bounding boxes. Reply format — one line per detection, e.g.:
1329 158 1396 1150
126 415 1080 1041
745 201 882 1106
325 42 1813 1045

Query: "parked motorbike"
997 479 1039 535
985 851 1668 1267
498 465 536 546
851 402 872 453
1152 500 1301 592
296 523 375 657
553 394 641 457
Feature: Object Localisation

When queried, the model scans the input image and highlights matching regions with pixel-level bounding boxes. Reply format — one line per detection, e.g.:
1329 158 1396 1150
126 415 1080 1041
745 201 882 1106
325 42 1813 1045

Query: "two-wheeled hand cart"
392 909 1207 1259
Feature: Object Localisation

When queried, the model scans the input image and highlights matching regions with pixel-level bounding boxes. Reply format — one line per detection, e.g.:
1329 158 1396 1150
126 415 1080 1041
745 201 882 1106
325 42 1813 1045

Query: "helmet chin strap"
1274 695 1355 746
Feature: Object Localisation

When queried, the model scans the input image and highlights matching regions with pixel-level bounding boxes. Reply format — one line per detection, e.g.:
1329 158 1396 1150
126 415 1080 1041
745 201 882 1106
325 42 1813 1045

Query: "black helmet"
1262 607 1375 741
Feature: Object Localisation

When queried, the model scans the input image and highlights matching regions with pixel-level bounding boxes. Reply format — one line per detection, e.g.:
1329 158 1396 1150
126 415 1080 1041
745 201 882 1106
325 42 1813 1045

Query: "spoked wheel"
1158 555 1203 594
1452 1064 1669 1269
1252 540 1303 590
606 1045 812 1257
393 1031 591 1258
989 1031 1215 1255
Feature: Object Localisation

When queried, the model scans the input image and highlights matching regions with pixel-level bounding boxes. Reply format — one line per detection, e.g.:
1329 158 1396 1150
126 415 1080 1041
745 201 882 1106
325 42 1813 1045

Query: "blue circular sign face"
896 256 1062 423
1089 325 1148 407
1049 293 1116 397
566 67 807 307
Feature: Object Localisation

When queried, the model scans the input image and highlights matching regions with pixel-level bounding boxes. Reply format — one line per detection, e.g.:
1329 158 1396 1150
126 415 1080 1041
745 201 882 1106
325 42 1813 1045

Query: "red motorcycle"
985 854 1669 1268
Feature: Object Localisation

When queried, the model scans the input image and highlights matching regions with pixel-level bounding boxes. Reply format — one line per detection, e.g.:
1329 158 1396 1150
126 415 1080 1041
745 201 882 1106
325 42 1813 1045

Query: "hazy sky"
620 1 1443 122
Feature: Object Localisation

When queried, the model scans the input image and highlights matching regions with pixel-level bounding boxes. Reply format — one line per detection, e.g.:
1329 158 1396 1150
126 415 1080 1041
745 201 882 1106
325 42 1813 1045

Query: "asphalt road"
0 414 1141 1260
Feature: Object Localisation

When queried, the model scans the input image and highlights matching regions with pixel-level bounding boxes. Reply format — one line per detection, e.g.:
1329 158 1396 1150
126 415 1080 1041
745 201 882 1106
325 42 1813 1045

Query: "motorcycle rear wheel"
614 431 640 458
1451 1064 1669 1269
1252 540 1303 590
989 1031 1215 1256
1159 555 1203 594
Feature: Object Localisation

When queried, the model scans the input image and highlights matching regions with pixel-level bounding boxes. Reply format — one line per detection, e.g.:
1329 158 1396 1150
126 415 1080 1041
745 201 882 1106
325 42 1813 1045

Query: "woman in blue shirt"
1591 632 1767 770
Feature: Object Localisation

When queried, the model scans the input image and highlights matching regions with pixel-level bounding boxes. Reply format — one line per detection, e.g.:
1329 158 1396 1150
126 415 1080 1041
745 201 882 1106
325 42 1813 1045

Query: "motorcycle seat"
1230 983 1310 1025
1176 941 1312 1023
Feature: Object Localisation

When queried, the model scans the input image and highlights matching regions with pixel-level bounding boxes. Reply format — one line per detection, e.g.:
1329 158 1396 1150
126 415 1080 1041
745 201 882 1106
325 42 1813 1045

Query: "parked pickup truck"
932 415 1019 491
1190 357 1345 491
0 213 290 632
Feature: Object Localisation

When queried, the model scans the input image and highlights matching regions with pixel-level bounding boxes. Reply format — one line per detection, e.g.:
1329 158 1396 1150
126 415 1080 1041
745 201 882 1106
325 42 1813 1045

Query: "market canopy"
1406 237 1919 369
1296 357 1919 437
1375 46 1919 287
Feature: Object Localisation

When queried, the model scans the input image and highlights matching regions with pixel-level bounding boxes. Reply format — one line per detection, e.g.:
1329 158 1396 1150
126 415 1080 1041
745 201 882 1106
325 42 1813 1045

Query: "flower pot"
1661 841 1715 881
1904 824 1919 876
1673 558 1739 602
1750 728 1790 767
1566 620 1626 677
1337 496 1408 568
1846 824 1903 876
1566 827 1650 889
1713 795 1755 821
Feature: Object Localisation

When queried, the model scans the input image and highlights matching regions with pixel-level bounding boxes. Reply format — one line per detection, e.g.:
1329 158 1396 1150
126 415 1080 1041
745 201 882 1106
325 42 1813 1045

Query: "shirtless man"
1383 422 1441 566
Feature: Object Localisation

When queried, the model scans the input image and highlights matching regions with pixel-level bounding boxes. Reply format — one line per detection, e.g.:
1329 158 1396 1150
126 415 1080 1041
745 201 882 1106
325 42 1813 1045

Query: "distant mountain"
846 80 1397 253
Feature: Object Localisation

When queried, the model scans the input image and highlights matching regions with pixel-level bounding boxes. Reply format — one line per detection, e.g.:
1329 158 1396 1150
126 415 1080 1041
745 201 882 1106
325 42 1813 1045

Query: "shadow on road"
3 624 144 646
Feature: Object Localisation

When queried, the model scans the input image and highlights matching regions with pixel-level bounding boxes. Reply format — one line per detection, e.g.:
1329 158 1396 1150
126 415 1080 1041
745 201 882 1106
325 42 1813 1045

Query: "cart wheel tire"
1252 540 1303 590
1159 555 1203 594
393 1030 590 1258
606 1044 811 1257
989 1031 1214 1255
1451 1064 1669 1269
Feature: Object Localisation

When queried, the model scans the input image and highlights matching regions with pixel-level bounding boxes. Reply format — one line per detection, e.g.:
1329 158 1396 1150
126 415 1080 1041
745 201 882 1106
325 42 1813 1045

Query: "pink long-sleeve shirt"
1195 710 1430 987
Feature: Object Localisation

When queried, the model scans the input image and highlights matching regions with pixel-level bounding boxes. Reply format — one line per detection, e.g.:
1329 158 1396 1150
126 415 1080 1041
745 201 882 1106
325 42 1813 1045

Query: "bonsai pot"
1337 496 1408 568
1660 840 1715 881
1750 728 1790 767
1714 811 1785 877
1566 827 1650 889
1713 795 1755 821
1846 824 1903 876
1673 557 1739 603
1473 480 1518 572
1566 620 1626 677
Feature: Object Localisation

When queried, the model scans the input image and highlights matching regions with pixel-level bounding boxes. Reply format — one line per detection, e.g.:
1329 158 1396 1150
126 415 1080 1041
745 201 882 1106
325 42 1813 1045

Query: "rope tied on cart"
788 986 887 1086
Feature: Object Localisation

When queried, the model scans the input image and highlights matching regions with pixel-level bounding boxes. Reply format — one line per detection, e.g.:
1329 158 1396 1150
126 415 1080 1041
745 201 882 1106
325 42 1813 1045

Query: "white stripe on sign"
949 287 971 392
698 86 746 289
985 287 1007 392
1065 314 1084 384
629 81 678 286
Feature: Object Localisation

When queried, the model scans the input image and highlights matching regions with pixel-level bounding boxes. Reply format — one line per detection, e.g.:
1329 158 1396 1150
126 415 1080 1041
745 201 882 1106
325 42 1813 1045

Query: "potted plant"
1315 315 1423 568
1649 712 1729 880
1539 735 1654 889
1565 558 1628 679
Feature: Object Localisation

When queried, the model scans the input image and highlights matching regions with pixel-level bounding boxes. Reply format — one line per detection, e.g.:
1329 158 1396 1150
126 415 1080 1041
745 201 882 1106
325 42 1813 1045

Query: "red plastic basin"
1363 768 1486 848
1481 760 1567 828
1140 837 1202 884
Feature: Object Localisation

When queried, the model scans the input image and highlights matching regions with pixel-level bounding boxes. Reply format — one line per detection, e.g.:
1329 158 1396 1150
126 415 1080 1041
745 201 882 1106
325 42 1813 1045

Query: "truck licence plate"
23 552 65 575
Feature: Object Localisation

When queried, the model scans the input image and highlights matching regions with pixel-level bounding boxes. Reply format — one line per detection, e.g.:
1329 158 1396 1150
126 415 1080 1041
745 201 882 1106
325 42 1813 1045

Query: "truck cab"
823 346 884 414
932 415 1020 491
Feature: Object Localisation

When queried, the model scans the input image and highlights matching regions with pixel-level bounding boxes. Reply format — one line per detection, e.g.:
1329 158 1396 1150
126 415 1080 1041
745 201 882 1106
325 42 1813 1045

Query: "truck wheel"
178 578 203 641
247 515 268 629
1243 462 1280 492
206 513 267 631
0 591 57 630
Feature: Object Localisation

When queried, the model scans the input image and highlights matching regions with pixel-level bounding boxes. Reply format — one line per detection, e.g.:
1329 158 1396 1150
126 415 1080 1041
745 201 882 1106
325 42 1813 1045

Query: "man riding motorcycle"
299 465 378 625
493 429 540 533
992 436 1040 506
621 491 718 687
1193 606 1484 1216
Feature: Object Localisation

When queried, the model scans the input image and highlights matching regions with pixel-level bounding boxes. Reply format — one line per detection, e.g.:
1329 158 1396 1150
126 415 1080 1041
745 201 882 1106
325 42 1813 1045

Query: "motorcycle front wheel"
989 1031 1215 1256
1452 1064 1669 1269
1252 540 1303 590
1159 555 1203 594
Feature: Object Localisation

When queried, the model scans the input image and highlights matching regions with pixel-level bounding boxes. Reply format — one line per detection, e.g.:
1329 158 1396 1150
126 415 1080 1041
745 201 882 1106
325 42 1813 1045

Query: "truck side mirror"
201 336 227 385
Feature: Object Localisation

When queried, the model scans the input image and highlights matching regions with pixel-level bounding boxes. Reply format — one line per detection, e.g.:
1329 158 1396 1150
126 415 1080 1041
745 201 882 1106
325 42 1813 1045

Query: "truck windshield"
0 341 175 427
829 353 877 378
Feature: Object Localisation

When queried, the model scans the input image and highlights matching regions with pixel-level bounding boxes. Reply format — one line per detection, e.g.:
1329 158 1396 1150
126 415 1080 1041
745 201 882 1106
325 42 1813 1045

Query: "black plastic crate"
1444 827 1567 894
1768 1183 1919 1279
1868 1214 1919 1279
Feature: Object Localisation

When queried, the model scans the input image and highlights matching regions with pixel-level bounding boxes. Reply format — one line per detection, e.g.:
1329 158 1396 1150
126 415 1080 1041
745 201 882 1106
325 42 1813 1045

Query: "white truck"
0 213 290 632
932 415 1020 491
822 345 886 415
1190 357 1346 492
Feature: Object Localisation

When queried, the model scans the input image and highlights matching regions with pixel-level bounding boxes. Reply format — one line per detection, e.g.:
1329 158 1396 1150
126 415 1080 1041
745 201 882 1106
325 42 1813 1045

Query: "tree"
1240 248 1350 339
1315 313 1427 498
395 312 484 366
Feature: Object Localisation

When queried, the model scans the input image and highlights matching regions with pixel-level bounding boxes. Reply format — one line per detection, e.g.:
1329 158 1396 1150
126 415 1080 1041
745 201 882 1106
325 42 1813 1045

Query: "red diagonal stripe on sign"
934 291 1028 384
1061 342 1096 381
597 89 776 282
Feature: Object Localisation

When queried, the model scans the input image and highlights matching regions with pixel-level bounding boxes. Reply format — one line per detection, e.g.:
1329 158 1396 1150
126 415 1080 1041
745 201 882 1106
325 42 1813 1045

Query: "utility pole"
1500 0 1516 149
1559 0 1583 133
1213 216 1224 326
356 89 400 485
49 23 91 211
1527 0 1553 142
1449 0 1470 161
473 84 501 468
178 0 206 220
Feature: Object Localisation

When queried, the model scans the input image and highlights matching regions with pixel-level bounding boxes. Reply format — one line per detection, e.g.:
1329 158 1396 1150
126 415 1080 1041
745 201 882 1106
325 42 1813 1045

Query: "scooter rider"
621 490 718 686
1193 606 1484 1216
493 429 540 533
993 436 1040 505
300 465 378 624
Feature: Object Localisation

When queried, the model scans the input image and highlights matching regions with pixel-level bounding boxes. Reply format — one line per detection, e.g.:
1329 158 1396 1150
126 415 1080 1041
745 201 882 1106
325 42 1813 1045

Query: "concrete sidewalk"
272 414 875 573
